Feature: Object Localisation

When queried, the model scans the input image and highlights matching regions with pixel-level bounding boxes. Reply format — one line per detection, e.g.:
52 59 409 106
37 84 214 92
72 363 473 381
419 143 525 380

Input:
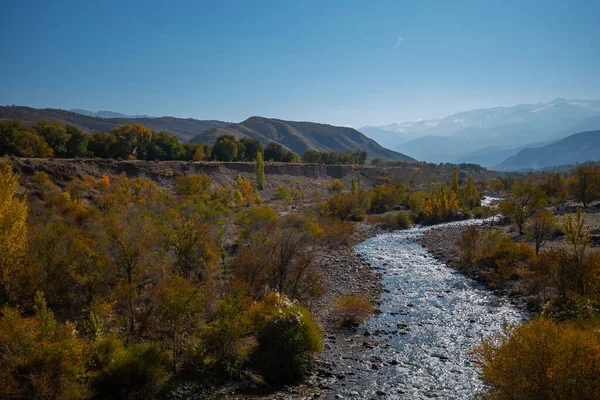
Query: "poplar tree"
255 151 265 190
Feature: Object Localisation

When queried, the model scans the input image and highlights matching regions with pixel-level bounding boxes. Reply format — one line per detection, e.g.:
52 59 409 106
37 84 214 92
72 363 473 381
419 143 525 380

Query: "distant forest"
0 119 368 165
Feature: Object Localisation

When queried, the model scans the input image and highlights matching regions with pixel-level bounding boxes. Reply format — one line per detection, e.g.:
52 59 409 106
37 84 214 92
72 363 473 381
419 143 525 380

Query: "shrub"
328 179 345 194
274 184 292 204
320 218 355 247
366 212 412 229
321 193 366 221
248 292 323 385
0 300 89 400
332 294 375 326
473 318 600 400
93 341 171 400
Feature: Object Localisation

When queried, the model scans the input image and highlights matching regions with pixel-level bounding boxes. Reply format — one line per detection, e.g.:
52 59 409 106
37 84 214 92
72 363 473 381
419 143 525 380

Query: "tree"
211 136 238 161
302 149 321 164
147 131 185 160
35 120 70 157
561 208 595 297
526 210 556 255
568 166 600 208
0 161 28 303
255 151 265 190
451 167 459 194
239 138 263 161
111 124 153 159
499 183 547 236
65 124 89 157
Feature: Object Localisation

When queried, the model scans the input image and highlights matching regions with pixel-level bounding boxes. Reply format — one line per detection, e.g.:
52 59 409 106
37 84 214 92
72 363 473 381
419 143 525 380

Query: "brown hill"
190 116 415 162
0 106 229 142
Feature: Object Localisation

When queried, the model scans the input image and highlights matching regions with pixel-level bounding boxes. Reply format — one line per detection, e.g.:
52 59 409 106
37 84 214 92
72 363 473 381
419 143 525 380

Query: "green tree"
65 124 89 157
211 136 238 161
255 151 265 190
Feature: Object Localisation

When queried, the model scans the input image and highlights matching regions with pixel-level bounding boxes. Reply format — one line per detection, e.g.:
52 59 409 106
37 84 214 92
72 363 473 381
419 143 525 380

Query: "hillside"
496 130 600 171
0 106 229 142
190 116 415 162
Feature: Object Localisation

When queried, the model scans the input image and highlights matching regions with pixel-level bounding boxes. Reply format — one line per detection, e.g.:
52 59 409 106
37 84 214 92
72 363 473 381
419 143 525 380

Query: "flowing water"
331 220 526 399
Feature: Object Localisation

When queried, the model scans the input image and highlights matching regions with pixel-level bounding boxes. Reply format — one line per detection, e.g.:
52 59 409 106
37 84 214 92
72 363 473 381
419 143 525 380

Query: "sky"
1 0 599 127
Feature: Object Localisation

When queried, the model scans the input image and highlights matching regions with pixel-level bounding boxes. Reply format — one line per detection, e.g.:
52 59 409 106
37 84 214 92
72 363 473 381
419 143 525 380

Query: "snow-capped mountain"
359 98 600 166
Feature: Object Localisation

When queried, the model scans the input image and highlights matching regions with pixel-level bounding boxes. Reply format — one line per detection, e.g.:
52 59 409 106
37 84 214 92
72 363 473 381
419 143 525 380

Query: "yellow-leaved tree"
0 161 28 303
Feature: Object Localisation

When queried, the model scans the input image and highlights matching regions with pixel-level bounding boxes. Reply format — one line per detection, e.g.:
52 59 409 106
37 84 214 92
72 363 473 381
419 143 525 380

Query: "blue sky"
1 0 599 127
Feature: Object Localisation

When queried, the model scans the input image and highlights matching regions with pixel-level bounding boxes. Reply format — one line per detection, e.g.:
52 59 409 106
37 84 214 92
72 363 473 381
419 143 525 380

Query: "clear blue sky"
1 0 599 127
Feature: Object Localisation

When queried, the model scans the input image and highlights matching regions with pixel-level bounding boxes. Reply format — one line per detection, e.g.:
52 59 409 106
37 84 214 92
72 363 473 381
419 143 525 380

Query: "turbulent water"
341 220 526 399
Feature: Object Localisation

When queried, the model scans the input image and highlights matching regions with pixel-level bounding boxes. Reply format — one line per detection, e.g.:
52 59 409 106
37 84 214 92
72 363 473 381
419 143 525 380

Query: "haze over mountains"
69 109 155 119
361 98 600 167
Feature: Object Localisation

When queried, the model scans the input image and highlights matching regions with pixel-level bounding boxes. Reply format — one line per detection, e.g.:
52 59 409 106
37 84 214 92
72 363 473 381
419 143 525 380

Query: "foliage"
473 318 600 400
526 209 556 254
274 184 292 204
499 182 547 235
264 142 299 162
255 151 265 190
92 341 171 400
328 179 345 194
567 166 600 208
302 149 367 165
457 226 535 287
332 294 375 326
321 192 366 221
0 161 28 303
248 292 323 385
0 297 89 399
366 212 412 229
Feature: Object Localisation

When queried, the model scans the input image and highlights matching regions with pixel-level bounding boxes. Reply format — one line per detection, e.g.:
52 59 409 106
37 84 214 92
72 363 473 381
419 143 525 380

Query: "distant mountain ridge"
359 98 600 166
495 130 600 171
69 109 155 119
190 116 415 162
0 106 230 142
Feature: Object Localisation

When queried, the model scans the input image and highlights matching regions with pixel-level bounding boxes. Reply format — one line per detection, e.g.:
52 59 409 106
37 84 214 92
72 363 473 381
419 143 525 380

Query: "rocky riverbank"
417 222 536 314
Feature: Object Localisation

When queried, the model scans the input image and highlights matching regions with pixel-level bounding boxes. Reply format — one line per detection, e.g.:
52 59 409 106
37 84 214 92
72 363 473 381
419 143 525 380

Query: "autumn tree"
0 161 28 303
499 183 547 235
111 124 153 159
526 209 556 255
568 166 600 208
255 151 265 190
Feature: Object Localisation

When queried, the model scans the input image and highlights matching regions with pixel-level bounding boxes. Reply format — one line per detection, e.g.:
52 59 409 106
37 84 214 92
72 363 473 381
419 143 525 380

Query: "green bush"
248 292 323 385
92 341 171 400
366 212 412 229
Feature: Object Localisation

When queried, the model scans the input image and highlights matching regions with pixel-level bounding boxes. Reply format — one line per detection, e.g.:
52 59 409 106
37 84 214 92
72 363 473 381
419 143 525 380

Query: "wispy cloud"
395 36 405 48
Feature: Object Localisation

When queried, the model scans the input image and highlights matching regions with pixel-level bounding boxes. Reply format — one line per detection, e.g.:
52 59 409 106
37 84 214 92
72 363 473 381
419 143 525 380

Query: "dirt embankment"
9 158 495 200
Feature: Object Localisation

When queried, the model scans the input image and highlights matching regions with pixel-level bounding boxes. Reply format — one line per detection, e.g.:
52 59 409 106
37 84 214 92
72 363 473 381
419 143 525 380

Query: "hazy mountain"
0 106 229 142
360 99 600 165
190 116 415 162
70 109 155 119
496 130 600 171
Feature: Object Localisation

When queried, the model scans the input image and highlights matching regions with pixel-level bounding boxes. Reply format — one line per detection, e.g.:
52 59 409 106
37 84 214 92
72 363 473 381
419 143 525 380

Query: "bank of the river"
169 223 387 400
417 222 538 313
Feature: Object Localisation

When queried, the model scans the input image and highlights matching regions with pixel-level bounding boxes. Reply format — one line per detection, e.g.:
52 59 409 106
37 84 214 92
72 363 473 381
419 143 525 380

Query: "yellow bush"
473 318 600 400
333 294 375 326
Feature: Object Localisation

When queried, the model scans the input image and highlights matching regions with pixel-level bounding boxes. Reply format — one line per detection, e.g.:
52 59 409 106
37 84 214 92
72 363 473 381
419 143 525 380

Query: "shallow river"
336 220 526 399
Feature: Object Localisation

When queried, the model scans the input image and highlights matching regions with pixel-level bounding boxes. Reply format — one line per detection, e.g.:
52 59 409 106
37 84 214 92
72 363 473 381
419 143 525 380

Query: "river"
325 219 526 399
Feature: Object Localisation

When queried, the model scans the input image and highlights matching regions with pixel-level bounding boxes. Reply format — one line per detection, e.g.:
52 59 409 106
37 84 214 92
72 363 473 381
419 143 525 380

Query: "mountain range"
69 109 155 119
360 98 600 167
496 130 600 171
190 117 414 162
0 106 229 142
